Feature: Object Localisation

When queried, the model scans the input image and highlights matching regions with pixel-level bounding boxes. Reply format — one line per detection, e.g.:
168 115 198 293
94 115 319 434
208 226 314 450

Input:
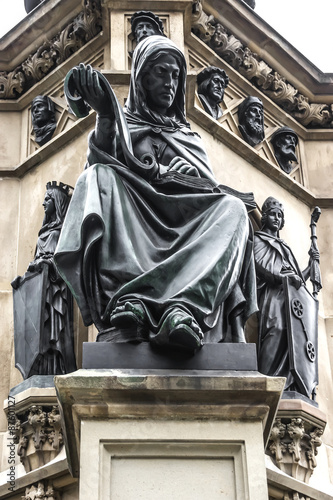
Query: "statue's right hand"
72 64 113 118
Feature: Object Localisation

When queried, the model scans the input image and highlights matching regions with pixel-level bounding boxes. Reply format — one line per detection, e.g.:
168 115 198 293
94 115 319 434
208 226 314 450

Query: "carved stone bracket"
7 404 64 473
22 480 60 500
0 0 102 99
191 1 333 128
267 407 326 484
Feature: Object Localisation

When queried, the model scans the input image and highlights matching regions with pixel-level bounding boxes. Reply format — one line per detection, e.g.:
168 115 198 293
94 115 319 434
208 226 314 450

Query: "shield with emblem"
12 266 48 379
283 276 318 400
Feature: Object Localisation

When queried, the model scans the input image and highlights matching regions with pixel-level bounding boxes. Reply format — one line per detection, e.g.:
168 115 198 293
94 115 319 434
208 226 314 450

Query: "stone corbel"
267 407 326 484
7 403 64 473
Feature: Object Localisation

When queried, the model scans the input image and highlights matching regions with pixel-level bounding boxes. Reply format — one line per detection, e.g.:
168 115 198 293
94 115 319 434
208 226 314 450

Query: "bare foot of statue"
151 307 203 352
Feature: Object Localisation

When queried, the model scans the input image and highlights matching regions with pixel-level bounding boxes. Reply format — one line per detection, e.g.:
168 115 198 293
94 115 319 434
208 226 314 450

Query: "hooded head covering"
125 35 188 128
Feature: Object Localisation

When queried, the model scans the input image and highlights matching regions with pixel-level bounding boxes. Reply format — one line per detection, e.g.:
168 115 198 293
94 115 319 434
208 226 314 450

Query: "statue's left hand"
168 157 200 177
309 248 320 261
72 63 113 118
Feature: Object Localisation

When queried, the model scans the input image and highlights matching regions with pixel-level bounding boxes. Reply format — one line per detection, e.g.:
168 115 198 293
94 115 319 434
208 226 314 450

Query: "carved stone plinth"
4 384 63 473
55 369 284 500
22 480 60 500
267 399 327 484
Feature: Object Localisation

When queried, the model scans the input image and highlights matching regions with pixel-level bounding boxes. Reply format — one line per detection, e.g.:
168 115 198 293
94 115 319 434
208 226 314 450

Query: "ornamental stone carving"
191 0 215 42
22 481 59 500
267 416 324 483
8 405 63 473
191 1 333 129
0 0 102 99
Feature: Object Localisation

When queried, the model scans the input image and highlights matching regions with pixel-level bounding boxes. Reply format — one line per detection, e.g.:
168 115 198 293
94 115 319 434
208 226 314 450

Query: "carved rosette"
0 0 102 100
191 0 333 129
22 480 60 500
8 405 63 473
267 416 324 483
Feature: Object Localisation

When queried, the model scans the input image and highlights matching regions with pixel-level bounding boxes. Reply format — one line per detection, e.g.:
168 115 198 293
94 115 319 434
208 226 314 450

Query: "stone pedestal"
55 369 285 500
267 398 327 484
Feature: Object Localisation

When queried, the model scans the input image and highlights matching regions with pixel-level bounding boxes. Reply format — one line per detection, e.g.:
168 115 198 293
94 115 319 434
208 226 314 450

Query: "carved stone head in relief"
197 67 229 120
130 11 165 44
31 95 57 146
238 96 264 146
271 126 298 174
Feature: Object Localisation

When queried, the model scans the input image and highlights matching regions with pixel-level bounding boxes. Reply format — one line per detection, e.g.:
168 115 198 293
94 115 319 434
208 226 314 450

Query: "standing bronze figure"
254 197 320 400
12 182 76 378
56 36 257 353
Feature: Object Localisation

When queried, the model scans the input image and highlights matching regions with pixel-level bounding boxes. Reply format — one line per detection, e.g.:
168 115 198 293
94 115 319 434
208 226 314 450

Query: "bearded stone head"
238 96 264 146
271 127 298 174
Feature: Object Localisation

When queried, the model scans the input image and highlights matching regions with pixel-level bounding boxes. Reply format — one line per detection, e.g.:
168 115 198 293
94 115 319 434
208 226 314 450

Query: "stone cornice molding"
0 0 102 100
191 0 333 129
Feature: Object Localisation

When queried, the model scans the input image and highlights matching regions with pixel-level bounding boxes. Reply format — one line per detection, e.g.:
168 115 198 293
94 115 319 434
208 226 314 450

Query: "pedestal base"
82 342 258 370
55 369 284 500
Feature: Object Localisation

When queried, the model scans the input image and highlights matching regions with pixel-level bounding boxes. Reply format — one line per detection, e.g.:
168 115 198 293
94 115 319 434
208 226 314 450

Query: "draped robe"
254 231 304 385
54 36 257 342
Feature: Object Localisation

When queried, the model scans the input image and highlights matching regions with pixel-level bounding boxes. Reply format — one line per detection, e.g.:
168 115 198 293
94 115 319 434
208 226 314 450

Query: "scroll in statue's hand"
168 156 200 177
72 64 114 120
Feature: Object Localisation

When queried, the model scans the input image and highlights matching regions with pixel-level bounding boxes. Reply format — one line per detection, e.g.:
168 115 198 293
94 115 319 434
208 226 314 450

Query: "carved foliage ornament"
0 0 102 100
23 480 59 500
9 405 63 473
267 417 324 484
191 0 333 128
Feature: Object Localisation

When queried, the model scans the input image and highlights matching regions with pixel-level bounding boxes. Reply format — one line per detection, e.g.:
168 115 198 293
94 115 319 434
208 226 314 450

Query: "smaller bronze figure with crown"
11 182 76 379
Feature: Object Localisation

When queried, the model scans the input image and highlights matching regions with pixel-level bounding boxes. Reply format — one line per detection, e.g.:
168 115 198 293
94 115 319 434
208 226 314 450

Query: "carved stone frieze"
7 404 64 473
191 2 333 128
0 0 102 100
22 480 60 500
267 416 324 483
